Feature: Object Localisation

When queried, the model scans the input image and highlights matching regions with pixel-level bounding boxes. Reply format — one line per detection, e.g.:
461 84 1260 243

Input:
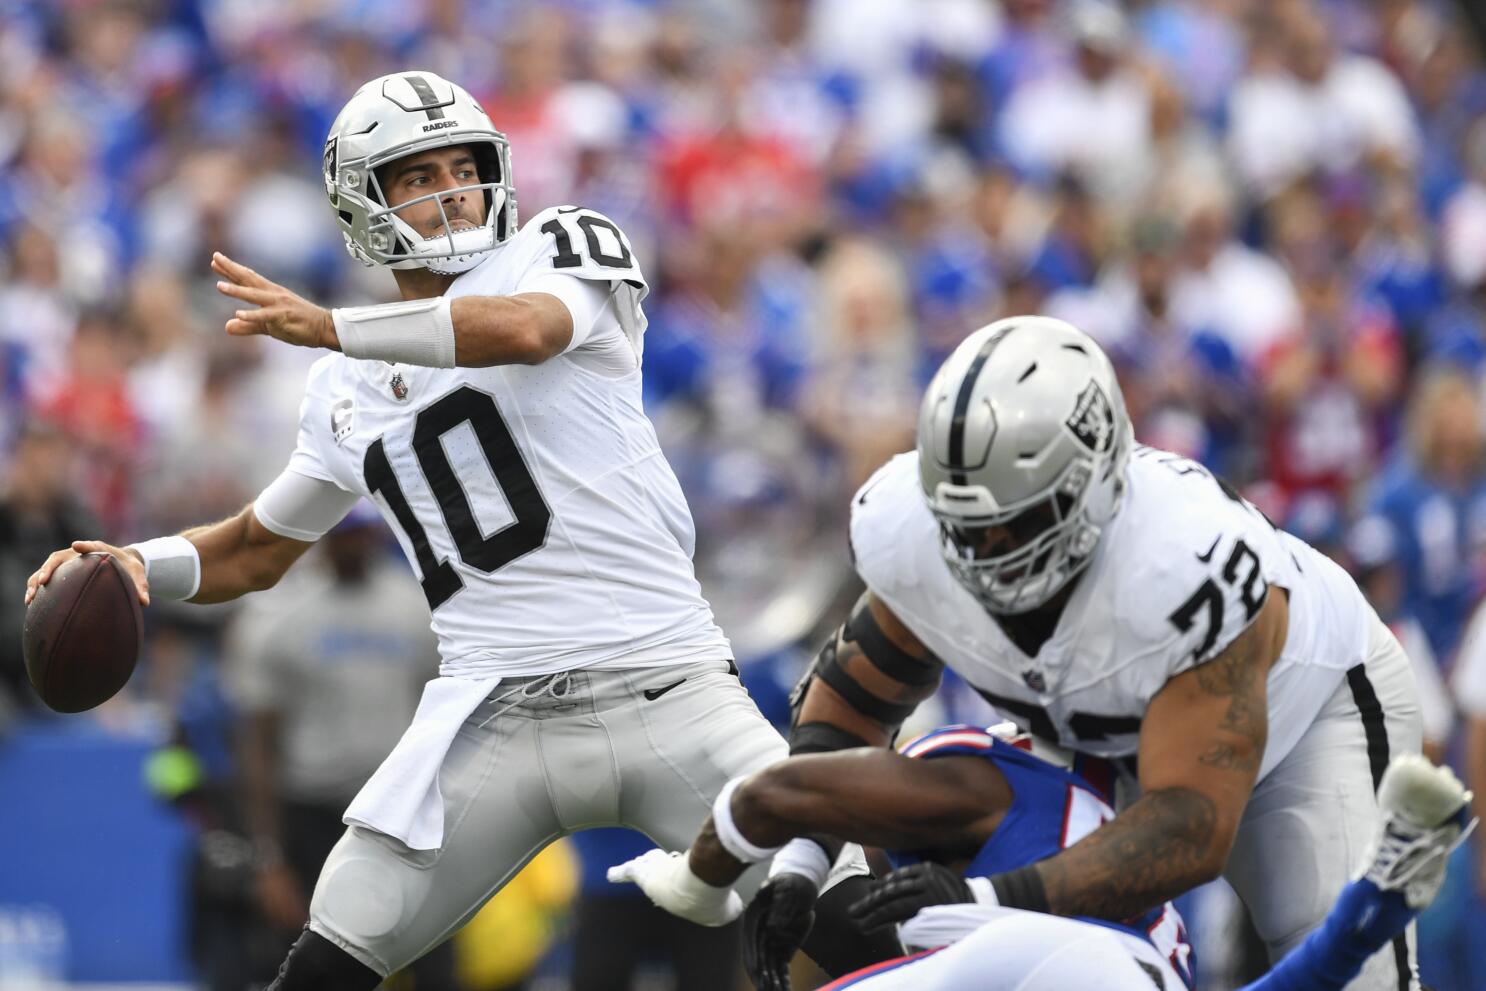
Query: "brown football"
22 552 143 713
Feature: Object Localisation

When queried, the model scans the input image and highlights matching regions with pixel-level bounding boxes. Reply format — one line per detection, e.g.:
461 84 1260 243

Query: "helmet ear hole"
470 143 505 239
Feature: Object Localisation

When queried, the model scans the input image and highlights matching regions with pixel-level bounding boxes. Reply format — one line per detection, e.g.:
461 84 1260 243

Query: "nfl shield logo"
1022 669 1046 693
389 372 409 402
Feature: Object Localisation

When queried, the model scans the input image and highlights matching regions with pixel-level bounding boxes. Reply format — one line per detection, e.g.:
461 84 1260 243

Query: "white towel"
343 675 500 851
899 903 1022 950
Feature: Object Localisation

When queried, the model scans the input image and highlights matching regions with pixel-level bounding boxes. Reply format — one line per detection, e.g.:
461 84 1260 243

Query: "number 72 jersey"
279 206 733 677
850 446 1374 779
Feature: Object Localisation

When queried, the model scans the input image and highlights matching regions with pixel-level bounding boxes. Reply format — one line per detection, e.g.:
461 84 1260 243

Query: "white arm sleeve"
253 469 361 542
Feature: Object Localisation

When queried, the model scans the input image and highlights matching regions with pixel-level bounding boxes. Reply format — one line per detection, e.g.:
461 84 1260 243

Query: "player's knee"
311 851 409 946
266 927 383 991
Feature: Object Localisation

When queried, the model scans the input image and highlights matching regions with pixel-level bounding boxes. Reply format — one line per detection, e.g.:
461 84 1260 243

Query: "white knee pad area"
312 854 411 944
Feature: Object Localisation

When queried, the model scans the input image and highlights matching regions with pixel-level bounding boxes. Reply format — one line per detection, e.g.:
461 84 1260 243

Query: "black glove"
743 872 818 991
847 862 973 933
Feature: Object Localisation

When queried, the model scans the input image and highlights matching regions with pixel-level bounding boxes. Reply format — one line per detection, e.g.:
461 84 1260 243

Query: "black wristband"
990 865 1049 914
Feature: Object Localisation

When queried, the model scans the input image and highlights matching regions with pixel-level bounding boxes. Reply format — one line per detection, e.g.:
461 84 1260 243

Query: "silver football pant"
1224 611 1423 991
307 659 789 975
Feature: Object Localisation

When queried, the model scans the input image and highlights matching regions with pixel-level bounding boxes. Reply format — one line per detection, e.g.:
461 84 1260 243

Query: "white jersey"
277 206 731 678
851 446 1373 778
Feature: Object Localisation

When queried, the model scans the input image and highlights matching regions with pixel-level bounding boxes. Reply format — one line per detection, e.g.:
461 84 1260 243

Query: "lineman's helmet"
917 316 1133 613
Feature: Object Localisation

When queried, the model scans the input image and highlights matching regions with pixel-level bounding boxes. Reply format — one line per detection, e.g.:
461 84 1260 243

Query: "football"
22 552 143 713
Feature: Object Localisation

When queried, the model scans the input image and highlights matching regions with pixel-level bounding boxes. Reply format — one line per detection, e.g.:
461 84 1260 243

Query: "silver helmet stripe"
402 74 446 120
948 324 1016 485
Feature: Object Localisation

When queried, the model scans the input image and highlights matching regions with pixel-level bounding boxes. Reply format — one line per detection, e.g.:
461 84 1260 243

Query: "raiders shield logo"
1065 381 1114 453
389 372 409 402
323 137 339 206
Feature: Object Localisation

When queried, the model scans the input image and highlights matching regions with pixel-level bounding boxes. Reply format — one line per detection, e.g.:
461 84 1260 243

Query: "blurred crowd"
4 0 1486 988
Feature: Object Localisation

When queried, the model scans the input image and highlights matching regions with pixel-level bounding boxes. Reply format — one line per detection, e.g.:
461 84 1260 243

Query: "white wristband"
768 838 832 890
332 296 456 368
712 777 785 864
128 536 201 601
966 876 998 905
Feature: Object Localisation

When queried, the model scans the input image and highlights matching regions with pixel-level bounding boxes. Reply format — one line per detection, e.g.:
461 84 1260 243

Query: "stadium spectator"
1258 191 1403 501
0 420 97 712
1227 3 1419 200
1367 367 1486 660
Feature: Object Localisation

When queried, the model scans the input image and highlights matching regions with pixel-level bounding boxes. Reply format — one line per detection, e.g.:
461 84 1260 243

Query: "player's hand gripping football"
743 872 818 991
606 848 743 927
25 541 149 606
848 862 974 932
213 252 337 351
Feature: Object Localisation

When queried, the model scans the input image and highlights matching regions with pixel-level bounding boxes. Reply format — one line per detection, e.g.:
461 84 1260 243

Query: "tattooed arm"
1030 587 1289 921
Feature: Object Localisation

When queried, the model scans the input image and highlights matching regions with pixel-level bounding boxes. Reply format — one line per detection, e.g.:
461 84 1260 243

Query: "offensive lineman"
24 72 885 986
726 316 1425 991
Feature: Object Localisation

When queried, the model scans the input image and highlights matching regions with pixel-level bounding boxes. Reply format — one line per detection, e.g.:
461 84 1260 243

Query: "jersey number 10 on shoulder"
364 386 552 609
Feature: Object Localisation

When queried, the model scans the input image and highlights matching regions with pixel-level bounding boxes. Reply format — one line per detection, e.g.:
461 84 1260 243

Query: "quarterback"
733 316 1425 991
25 72 886 986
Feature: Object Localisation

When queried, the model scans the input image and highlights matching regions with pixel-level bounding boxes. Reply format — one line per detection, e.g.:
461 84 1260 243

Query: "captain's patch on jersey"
1065 381 1114 453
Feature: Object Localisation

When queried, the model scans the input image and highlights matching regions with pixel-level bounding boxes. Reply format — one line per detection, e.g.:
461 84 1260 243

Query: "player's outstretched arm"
24 506 315 610
608 748 1003 940
214 251 574 368
685 749 1008 888
1013 588 1288 923
185 505 317 603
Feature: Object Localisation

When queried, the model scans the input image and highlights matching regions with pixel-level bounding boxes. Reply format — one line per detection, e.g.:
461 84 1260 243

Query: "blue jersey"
892 726 1195 989
1367 456 1486 659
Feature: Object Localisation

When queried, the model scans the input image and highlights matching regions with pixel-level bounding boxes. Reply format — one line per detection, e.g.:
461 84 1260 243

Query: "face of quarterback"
378 145 488 238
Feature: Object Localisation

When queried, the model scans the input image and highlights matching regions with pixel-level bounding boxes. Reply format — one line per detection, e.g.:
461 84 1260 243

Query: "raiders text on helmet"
323 72 517 275
917 316 1133 613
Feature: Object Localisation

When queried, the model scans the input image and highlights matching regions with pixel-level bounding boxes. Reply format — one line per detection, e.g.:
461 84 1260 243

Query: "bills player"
24 72 886 987
611 721 1196 990
731 316 1425 991
611 738 1472 991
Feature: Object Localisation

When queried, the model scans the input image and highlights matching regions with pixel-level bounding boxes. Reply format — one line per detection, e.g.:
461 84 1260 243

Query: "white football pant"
305 659 790 975
1224 611 1423 991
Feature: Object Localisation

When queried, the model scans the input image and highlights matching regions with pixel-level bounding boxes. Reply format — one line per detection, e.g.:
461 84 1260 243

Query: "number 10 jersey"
850 446 1374 780
276 206 733 678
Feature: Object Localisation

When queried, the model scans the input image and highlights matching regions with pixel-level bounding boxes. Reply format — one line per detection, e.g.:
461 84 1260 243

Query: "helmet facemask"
916 316 1134 616
934 459 1103 614
363 138 513 275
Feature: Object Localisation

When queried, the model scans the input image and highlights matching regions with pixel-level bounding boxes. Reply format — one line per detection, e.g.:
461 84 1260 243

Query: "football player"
613 740 1471 991
611 721 1195 990
740 316 1425 991
25 72 889 987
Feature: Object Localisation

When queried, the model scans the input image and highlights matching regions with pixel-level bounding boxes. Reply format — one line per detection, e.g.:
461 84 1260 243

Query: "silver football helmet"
918 316 1132 614
323 71 517 274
